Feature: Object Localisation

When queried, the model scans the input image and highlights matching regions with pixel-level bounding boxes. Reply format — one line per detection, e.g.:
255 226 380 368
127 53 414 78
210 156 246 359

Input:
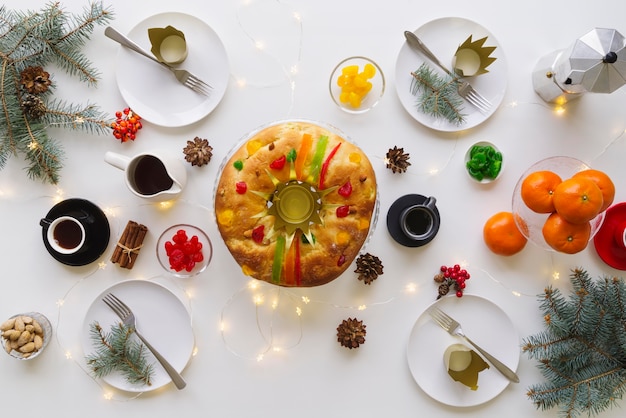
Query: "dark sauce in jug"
133 155 174 195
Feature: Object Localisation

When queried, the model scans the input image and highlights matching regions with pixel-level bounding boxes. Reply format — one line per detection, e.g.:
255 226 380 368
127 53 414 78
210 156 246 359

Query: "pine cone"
354 252 383 285
21 94 46 119
20 66 51 95
183 137 213 167
437 282 450 299
337 318 366 349
385 146 411 173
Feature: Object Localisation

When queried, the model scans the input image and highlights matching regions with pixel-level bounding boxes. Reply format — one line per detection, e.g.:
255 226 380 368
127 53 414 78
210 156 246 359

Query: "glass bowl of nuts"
157 224 213 278
329 56 385 114
1 312 51 360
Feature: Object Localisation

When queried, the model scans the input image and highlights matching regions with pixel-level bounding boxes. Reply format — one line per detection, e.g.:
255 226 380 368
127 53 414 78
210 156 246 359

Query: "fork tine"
428 307 451 330
102 293 129 319
185 77 211 96
466 91 491 113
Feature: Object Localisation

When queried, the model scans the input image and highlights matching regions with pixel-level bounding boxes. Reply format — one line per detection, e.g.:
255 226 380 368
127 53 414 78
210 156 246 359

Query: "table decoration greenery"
0 1 113 184
522 268 626 418
86 321 154 386
410 63 465 125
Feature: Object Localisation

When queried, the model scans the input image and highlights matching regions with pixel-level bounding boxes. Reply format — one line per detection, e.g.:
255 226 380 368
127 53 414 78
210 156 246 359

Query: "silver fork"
105 26 211 96
404 31 491 113
102 293 187 389
428 306 519 383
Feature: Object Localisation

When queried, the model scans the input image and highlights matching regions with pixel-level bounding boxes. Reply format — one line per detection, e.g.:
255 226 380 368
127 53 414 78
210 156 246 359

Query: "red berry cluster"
111 107 142 142
434 264 470 298
164 229 204 272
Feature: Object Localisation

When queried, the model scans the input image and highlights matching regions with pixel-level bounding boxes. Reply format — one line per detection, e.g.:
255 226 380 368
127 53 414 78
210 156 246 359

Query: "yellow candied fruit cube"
358 218 370 230
336 231 351 245
241 265 254 276
217 209 234 226
353 75 368 88
349 152 361 163
348 92 362 108
336 74 352 87
363 63 376 79
339 91 350 103
341 65 359 76
246 139 262 156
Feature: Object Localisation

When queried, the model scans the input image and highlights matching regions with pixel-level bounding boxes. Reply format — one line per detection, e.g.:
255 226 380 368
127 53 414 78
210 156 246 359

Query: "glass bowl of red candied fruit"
157 224 213 278
329 56 385 114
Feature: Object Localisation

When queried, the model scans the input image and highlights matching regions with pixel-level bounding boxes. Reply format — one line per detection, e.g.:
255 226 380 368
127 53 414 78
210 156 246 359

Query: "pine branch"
85 321 154 387
523 268 626 418
0 2 115 184
409 63 465 125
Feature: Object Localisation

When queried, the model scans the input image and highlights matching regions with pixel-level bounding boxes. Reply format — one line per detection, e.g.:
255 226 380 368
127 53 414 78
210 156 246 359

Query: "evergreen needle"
522 268 626 418
410 63 466 125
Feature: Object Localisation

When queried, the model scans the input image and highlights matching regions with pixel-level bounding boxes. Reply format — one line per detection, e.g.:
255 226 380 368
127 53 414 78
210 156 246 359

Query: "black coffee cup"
399 196 440 242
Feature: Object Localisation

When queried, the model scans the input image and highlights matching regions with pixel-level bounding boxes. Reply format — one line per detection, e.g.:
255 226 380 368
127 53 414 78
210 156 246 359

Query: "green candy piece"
466 144 502 180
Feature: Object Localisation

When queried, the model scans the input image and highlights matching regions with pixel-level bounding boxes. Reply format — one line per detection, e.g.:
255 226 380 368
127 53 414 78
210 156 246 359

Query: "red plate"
593 202 626 270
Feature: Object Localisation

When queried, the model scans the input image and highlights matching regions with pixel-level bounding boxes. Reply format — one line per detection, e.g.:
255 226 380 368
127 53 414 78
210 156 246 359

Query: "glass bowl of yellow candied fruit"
329 56 385 114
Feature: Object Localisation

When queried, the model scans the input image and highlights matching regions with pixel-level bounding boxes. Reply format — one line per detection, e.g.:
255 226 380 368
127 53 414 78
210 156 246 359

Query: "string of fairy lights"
2 0 626 401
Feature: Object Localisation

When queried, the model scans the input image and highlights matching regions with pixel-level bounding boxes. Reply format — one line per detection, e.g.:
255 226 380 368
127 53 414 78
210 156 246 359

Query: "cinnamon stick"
125 224 148 269
111 220 148 269
110 220 135 264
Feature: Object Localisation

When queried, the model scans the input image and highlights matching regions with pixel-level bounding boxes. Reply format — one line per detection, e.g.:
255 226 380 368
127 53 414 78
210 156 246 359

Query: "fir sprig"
85 321 154 387
522 268 626 418
410 63 465 125
0 2 114 184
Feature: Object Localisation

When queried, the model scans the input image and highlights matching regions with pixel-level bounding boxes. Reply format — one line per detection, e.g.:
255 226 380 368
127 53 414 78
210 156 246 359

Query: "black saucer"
386 194 440 247
41 198 111 266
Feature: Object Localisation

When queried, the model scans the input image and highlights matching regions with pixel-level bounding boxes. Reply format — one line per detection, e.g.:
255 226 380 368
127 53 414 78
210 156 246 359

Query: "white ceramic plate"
407 294 519 407
81 280 194 392
114 12 229 127
395 17 507 132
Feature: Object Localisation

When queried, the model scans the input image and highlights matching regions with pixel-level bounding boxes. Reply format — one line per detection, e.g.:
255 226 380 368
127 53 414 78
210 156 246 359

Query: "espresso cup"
399 196 440 242
104 151 187 202
40 215 86 255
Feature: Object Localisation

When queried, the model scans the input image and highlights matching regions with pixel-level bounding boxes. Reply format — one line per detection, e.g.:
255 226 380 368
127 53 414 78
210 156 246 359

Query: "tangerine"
552 177 603 224
520 170 562 213
483 211 527 256
542 212 591 254
572 169 615 212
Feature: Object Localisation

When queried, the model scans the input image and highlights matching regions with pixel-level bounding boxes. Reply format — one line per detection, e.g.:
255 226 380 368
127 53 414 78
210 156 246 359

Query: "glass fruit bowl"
329 56 385 114
512 156 605 252
1 312 52 360
157 224 213 278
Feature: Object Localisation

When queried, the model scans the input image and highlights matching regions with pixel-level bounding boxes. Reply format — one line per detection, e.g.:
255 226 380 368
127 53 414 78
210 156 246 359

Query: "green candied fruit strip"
308 135 329 182
233 160 244 171
271 235 286 284
286 148 297 163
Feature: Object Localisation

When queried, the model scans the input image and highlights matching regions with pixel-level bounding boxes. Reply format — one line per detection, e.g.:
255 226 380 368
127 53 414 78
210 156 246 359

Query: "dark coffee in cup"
40 215 86 255
131 155 174 196
53 219 83 249
402 207 433 238
400 196 439 242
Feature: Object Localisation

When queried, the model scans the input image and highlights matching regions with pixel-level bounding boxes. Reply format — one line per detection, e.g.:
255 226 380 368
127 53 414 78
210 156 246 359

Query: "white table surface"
2 0 626 417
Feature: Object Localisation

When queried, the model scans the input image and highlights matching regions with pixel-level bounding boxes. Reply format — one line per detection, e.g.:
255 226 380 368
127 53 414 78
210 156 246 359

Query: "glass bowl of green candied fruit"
464 141 503 183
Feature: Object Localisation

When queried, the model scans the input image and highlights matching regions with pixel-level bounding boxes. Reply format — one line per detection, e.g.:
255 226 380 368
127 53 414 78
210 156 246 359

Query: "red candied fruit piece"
338 181 352 197
252 225 265 243
337 254 346 266
269 155 286 170
336 205 350 218
165 230 204 272
236 181 247 194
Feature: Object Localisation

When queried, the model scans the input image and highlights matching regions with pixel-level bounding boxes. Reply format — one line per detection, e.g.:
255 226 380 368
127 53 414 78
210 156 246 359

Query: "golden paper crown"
452 35 497 77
